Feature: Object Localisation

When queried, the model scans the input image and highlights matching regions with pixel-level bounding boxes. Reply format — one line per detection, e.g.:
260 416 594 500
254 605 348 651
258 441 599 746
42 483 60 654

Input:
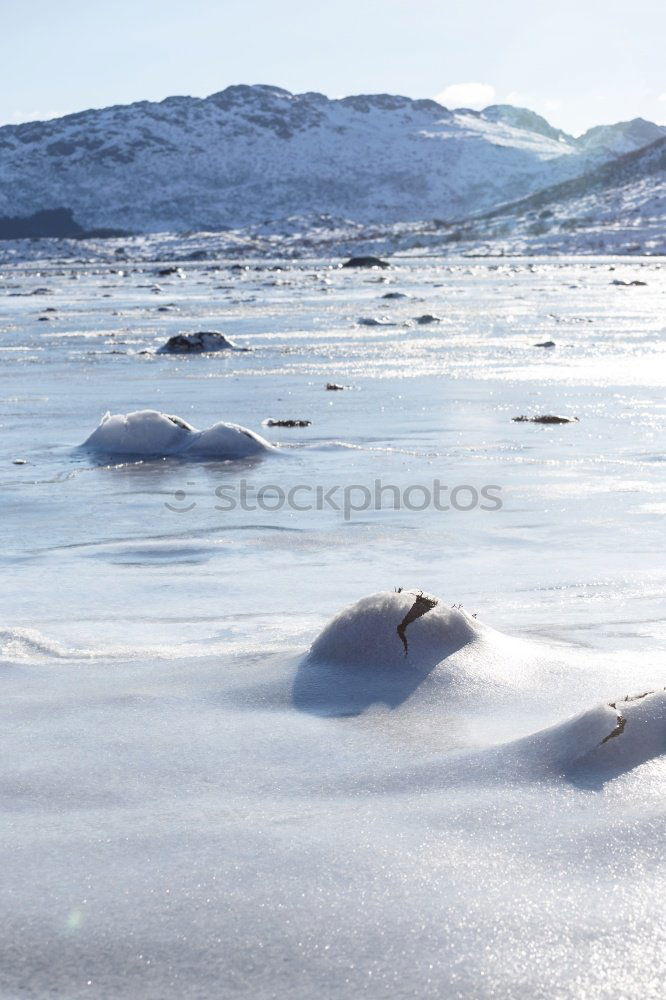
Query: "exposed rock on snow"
357 316 395 327
157 331 249 354
396 591 439 655
264 418 311 427
81 409 272 459
513 414 579 424
342 256 390 269
325 382 347 391
156 266 186 277
415 314 442 324
533 340 556 347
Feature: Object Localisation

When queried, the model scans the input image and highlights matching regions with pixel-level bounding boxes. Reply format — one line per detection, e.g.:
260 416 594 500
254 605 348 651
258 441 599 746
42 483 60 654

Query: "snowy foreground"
1 255 665 998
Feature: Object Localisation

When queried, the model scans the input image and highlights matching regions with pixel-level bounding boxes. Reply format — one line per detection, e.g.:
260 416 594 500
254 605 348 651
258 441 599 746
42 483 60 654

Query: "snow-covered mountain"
1 85 664 234
449 135 666 255
478 105 570 143
575 118 666 159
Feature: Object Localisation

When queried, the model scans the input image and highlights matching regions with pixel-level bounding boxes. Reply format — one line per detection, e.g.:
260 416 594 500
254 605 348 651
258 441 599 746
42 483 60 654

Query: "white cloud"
434 82 496 110
504 90 528 107
658 93 666 102
0 109 67 126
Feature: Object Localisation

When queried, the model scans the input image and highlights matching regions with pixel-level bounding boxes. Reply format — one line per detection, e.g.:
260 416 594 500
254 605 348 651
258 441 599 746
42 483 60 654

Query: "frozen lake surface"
1 255 665 998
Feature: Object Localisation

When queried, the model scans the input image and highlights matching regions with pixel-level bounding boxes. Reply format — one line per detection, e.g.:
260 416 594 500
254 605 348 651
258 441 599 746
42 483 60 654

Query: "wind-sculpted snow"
294 590 530 717
0 626 93 661
82 409 273 459
2 85 662 234
472 690 666 788
307 589 479 669
294 592 666 789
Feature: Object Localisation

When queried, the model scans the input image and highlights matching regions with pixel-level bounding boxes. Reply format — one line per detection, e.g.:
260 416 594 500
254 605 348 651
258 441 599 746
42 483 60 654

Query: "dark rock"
326 382 347 391
415 314 442 324
611 279 647 286
157 331 250 354
534 340 556 347
157 266 186 278
342 256 390 269
513 414 579 424
264 419 312 428
357 316 395 326
397 591 438 656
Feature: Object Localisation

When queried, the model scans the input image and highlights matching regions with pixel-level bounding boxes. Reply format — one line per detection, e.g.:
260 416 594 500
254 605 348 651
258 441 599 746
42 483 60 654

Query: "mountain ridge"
1 84 664 235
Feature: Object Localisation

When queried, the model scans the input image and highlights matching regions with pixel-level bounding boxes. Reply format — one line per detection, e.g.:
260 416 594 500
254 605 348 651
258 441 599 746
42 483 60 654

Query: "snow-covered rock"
357 316 396 327
500 689 666 781
308 590 480 668
293 590 515 716
81 409 272 459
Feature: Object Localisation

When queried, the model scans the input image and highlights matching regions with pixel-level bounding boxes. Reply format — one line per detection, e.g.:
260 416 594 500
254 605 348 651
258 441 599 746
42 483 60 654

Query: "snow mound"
309 590 479 667
503 689 666 781
81 409 273 459
293 590 503 716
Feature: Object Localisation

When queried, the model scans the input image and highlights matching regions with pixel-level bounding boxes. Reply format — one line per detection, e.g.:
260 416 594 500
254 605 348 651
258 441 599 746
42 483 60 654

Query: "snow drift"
498 688 666 783
293 589 517 716
81 409 273 459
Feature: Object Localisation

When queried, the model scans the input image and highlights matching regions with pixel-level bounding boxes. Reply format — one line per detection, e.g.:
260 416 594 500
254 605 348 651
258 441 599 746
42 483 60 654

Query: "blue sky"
2 0 664 134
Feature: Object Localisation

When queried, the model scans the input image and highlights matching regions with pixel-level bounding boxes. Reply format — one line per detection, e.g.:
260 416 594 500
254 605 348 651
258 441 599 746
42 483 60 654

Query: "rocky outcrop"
157 332 249 354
